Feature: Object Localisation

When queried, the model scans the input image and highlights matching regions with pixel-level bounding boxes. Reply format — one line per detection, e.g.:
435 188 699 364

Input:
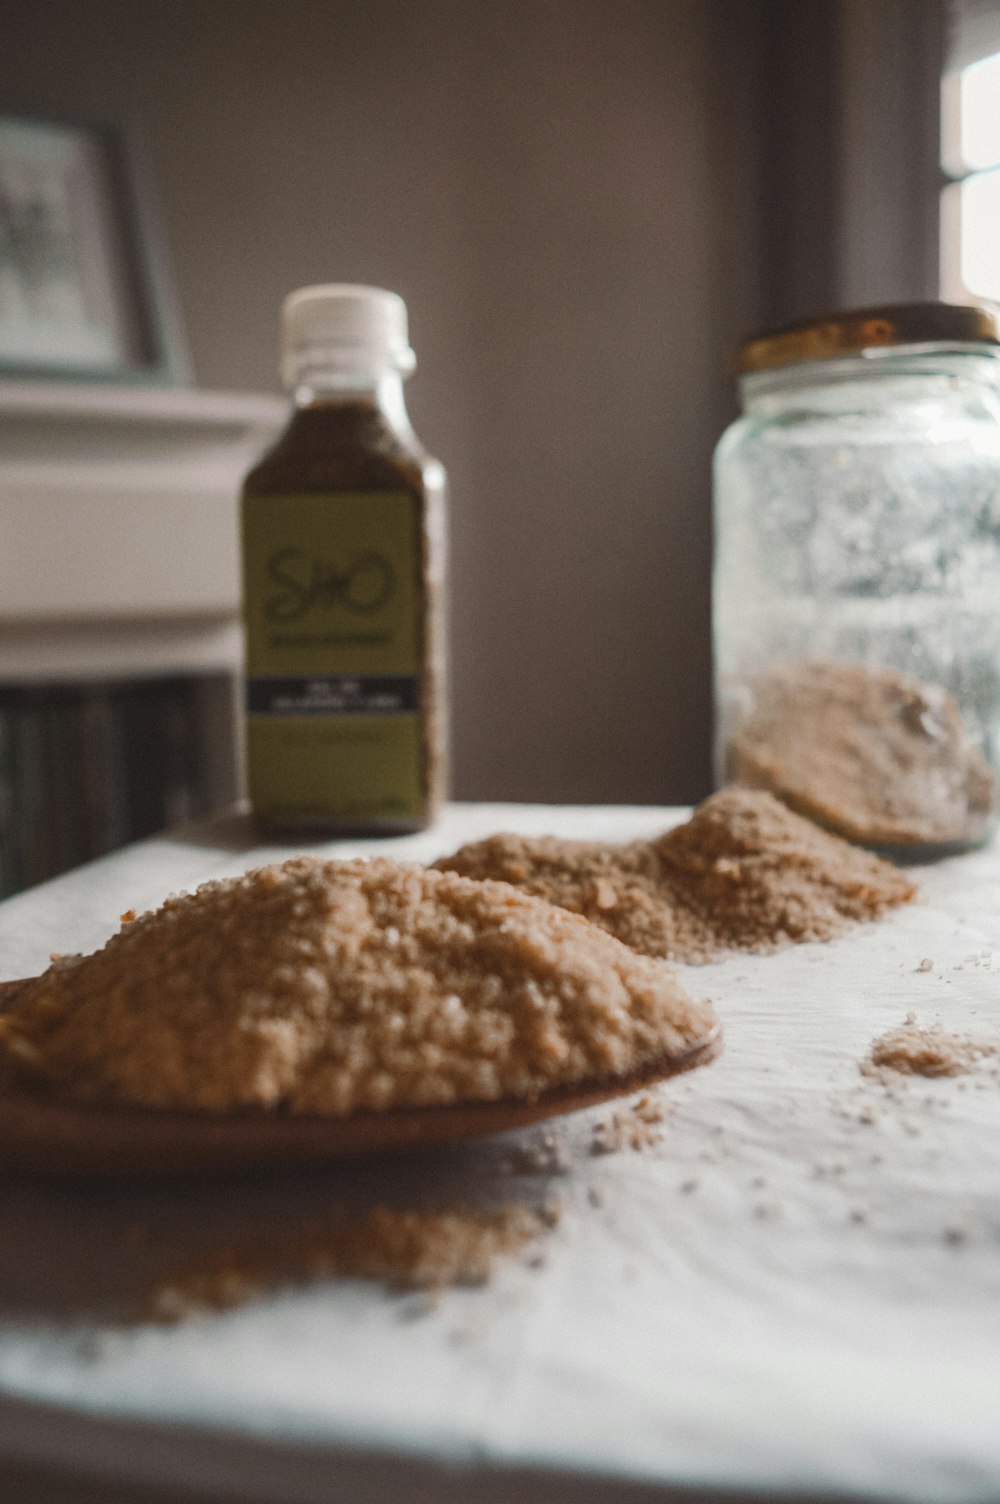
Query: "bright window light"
959 51 1000 171
941 42 1000 305
958 168 1000 300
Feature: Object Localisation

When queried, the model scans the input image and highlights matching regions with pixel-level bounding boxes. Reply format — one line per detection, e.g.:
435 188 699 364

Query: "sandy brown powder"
725 661 996 849
435 788 915 964
862 1013 998 1079
0 857 717 1113
590 1093 666 1154
147 1202 558 1320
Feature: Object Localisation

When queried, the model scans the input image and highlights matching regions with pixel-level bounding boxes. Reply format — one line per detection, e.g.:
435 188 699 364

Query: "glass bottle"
241 284 447 834
713 302 1000 859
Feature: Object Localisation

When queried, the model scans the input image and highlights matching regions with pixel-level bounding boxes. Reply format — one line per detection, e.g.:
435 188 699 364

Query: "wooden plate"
0 978 721 1175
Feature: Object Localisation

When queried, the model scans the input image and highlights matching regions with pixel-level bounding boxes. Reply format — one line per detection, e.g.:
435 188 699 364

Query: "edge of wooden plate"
0 977 722 1176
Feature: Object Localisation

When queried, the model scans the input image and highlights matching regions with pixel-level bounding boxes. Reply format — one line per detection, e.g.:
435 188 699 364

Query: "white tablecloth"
0 803 997 1504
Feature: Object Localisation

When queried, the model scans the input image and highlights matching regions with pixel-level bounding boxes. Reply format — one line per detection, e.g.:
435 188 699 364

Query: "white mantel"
0 380 285 681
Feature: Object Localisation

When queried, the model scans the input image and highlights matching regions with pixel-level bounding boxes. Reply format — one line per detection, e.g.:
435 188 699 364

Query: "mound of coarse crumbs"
0 857 718 1113
435 788 916 963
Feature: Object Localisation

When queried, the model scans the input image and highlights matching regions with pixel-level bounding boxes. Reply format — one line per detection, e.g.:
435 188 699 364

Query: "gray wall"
4 0 786 803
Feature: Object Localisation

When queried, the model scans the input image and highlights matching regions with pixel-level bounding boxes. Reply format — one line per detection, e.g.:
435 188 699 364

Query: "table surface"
0 803 998 1504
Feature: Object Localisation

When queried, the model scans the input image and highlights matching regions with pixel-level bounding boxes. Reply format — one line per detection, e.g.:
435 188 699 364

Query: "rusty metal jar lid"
734 302 1000 376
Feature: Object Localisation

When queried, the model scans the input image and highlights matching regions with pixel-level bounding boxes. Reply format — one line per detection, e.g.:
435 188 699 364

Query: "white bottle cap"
280 284 416 387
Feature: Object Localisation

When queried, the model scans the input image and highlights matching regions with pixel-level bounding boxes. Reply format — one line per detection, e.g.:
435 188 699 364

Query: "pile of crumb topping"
0 858 717 1114
435 788 916 963
862 1013 998 1079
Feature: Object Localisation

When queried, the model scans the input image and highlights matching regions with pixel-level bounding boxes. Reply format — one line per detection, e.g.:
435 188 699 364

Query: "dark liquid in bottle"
241 399 444 836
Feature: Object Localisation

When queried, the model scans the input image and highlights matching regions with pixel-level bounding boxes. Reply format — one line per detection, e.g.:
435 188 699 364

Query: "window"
941 1 1000 304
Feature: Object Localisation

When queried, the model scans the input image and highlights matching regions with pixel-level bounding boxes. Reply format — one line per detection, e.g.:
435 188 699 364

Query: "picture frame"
0 113 190 385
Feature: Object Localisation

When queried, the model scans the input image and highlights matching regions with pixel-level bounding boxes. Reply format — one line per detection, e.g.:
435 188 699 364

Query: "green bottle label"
241 490 425 823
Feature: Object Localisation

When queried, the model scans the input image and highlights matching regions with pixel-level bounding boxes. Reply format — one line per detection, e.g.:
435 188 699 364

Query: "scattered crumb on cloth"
435 788 915 963
591 1093 666 1155
146 1202 560 1321
862 1013 998 1079
0 858 718 1113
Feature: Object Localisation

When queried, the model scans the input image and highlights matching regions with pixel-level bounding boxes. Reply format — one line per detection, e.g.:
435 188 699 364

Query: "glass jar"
713 303 1000 858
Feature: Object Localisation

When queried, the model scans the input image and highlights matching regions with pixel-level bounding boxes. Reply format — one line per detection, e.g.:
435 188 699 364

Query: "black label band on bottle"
247 675 421 717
